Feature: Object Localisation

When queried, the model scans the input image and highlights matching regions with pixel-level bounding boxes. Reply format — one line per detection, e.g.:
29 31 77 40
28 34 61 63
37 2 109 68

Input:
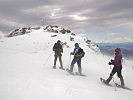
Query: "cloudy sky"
0 0 133 42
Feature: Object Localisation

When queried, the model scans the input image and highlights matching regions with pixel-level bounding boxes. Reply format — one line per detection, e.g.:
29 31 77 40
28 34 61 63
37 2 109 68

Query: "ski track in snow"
0 28 133 100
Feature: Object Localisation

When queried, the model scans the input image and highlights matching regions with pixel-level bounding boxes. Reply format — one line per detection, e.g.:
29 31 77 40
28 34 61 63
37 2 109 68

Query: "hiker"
68 43 85 75
105 48 125 87
53 40 64 70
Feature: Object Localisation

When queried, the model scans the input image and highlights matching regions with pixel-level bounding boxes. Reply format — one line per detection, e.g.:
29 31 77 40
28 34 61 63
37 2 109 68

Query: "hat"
75 43 79 48
115 48 121 53
57 40 61 43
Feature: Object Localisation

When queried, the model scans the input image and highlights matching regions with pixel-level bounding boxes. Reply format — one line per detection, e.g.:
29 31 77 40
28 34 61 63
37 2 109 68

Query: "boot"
59 66 65 70
106 75 113 84
69 65 74 73
53 65 56 69
67 69 74 75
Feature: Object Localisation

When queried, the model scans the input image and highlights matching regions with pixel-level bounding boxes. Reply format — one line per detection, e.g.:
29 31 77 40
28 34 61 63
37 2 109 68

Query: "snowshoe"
115 83 132 91
100 77 112 86
66 68 74 75
75 72 86 77
59 67 65 70
53 66 56 69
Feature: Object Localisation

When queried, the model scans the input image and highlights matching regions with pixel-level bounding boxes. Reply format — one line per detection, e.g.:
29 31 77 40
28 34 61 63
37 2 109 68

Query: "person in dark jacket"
105 48 125 87
68 43 83 75
53 40 64 69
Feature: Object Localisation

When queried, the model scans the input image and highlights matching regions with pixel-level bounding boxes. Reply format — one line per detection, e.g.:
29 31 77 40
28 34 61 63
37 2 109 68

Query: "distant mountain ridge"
97 42 133 60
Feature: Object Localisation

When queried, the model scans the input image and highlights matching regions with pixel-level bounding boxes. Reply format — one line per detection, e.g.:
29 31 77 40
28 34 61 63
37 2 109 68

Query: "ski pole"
110 65 111 69
43 52 53 67
67 54 71 69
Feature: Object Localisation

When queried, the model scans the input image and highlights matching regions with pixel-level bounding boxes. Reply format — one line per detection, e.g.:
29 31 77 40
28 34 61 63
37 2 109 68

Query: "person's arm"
71 48 77 55
61 45 63 53
53 44 56 51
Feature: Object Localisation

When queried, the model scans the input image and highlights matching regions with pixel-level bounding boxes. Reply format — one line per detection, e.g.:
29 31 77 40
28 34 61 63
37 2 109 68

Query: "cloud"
0 18 26 27
0 0 133 42
106 32 121 36
103 36 133 42
0 31 5 37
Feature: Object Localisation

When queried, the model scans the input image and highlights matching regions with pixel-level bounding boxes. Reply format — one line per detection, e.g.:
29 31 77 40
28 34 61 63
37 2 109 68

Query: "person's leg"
59 55 64 69
53 55 58 68
77 59 82 74
106 67 117 84
70 58 77 73
117 67 125 87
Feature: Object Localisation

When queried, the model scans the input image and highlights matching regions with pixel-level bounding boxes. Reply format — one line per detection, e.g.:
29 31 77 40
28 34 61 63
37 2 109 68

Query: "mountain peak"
7 25 75 37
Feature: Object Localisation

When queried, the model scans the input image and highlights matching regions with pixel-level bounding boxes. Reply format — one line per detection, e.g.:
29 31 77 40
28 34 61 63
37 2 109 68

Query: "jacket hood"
75 43 79 48
57 40 61 43
115 48 121 53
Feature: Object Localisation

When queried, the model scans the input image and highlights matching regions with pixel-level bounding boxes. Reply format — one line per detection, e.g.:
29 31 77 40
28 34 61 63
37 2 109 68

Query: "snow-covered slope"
0 27 133 100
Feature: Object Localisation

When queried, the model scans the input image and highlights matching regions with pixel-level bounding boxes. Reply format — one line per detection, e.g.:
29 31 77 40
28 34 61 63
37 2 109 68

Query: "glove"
108 62 112 65
111 59 113 62
70 52 73 55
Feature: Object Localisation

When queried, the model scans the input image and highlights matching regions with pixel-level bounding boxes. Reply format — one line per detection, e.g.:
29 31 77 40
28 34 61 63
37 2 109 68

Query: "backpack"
53 43 59 51
75 48 85 58
53 43 63 53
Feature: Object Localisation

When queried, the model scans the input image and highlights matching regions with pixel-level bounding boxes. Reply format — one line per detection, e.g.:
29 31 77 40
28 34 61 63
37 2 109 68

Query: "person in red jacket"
105 48 125 87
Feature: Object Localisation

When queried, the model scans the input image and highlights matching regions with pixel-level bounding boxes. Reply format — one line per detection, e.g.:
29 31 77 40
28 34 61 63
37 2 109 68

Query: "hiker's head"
115 48 121 53
75 43 79 48
57 40 61 43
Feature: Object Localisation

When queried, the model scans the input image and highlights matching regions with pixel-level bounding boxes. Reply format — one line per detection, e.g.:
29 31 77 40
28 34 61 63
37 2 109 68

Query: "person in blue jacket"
69 43 82 75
